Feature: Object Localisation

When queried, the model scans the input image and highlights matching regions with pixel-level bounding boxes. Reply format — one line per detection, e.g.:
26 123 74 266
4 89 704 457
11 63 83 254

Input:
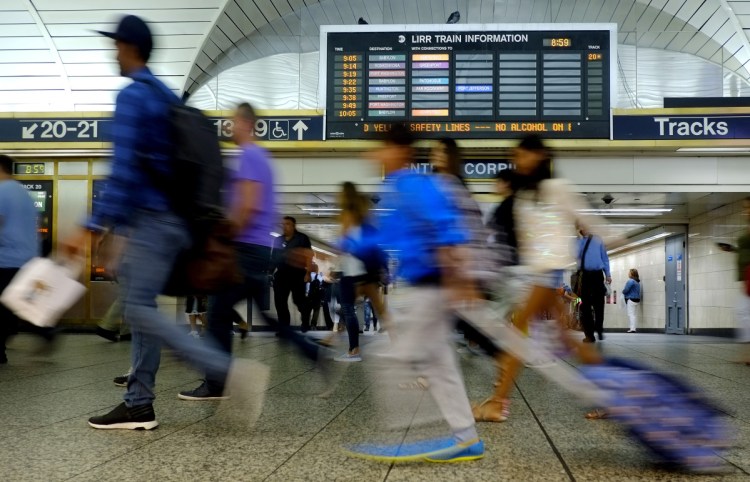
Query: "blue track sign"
613 114 750 140
209 116 324 142
0 115 324 143
0 118 112 142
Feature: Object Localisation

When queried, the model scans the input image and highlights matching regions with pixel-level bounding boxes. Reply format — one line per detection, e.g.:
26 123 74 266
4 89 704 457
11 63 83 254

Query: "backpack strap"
131 76 180 206
579 235 593 271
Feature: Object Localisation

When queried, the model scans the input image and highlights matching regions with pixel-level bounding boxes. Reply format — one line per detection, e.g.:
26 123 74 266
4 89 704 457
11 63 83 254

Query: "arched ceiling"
2 0 750 111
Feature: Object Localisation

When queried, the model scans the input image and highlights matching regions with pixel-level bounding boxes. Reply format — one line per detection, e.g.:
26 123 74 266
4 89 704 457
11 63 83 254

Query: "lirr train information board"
321 24 616 139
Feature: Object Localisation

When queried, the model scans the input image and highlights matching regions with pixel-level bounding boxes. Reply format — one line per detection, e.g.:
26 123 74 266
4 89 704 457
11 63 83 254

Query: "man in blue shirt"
344 125 484 463
0 154 39 364
576 223 612 342
63 16 255 430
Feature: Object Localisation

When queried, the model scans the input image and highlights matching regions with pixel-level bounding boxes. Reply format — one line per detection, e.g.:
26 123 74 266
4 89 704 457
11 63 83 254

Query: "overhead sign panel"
320 23 616 140
613 113 750 140
0 115 324 143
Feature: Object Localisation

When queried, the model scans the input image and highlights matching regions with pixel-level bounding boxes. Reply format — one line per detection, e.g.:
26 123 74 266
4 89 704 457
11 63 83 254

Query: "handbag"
0 257 86 327
160 214 243 296
570 235 593 295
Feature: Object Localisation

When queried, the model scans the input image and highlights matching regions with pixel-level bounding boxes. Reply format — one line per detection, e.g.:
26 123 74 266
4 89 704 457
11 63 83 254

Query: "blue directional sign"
613 114 750 140
208 116 324 142
0 115 324 143
0 118 113 142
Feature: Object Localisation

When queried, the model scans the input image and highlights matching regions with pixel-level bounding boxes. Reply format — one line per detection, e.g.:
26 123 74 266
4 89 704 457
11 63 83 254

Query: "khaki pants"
377 286 475 436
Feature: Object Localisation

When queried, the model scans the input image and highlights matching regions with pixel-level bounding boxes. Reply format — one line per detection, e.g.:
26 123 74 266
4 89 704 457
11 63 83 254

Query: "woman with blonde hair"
622 269 641 333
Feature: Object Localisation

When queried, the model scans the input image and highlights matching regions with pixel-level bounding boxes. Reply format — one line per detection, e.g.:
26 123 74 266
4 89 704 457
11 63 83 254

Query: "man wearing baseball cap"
63 15 261 430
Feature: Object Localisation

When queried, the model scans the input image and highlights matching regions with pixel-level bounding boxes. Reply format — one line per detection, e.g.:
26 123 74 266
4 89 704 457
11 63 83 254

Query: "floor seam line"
261 371 374 481
516 381 576 482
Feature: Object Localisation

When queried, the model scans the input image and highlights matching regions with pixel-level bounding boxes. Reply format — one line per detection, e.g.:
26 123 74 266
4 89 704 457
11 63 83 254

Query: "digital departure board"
320 24 616 140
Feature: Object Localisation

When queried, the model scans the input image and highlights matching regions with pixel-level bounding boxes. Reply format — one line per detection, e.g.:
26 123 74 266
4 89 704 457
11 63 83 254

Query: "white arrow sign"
292 120 308 140
22 123 38 139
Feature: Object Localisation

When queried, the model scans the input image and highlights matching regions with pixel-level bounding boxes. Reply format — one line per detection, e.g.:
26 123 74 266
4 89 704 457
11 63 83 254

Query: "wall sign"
409 160 513 179
0 115 324 143
321 24 615 139
612 114 750 140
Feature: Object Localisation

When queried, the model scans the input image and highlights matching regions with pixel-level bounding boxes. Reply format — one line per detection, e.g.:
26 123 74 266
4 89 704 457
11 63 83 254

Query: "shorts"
185 295 207 314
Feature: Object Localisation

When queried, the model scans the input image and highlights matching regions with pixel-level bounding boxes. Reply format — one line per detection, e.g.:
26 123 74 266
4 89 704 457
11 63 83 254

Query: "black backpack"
137 78 241 296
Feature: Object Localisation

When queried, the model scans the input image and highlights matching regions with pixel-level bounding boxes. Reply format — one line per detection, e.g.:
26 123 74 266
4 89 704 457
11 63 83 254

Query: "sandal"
472 397 510 423
585 408 608 420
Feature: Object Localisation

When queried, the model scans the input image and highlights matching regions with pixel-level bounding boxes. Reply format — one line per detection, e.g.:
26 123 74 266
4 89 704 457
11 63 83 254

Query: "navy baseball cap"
97 15 153 59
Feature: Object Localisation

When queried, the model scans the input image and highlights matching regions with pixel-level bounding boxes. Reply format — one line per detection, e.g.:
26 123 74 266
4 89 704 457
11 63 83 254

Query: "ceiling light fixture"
312 246 337 257
676 147 750 153
578 208 673 213
607 232 672 255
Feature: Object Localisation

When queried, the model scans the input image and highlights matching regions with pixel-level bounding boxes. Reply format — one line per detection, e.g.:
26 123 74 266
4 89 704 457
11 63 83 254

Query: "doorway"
665 234 687 334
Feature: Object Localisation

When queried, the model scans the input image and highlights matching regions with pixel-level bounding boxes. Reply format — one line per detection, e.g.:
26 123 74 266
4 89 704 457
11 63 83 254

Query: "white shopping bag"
0 257 86 328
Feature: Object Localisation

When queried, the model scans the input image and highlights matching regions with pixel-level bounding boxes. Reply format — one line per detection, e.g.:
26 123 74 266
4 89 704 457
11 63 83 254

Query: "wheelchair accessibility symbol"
270 120 289 140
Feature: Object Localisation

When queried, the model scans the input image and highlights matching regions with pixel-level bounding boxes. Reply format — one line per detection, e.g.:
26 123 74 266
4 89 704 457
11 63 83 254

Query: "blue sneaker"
344 436 483 463
425 439 484 463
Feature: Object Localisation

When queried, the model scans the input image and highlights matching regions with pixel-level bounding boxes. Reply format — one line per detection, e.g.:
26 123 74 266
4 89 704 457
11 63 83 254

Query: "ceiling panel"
479 0 495 23
0 37 48 49
216 14 246 43
2 0 750 111
0 49 53 62
530 0 550 21
596 0 620 22
255 0 283 24
362 0 384 23
689 2 719 28
0 63 60 76
224 2 253 35
0 10 34 23
38 9 219 24
610 0 636 25
463 0 481 23
713 21 737 45
682 31 713 53
620 1 649 31
651 31 680 50
0 76 63 89
667 31 699 51
732 2 750 15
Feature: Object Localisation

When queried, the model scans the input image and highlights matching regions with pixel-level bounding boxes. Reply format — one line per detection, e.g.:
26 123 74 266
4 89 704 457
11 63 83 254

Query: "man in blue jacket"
344 125 484 463
63 15 261 430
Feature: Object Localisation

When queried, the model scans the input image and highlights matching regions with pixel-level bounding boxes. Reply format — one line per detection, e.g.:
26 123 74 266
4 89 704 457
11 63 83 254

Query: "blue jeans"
204 243 321 392
120 210 232 407
364 298 377 331
341 276 360 351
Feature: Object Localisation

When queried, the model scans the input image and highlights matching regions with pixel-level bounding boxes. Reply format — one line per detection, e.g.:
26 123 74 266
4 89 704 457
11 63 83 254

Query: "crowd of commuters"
0 13 746 469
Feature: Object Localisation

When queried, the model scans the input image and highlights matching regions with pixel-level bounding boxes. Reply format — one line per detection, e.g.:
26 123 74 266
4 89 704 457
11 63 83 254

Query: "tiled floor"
1 332 749 481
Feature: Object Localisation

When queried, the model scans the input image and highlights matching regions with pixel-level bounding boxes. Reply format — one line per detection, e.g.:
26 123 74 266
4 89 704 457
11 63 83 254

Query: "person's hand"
60 227 93 260
606 276 612 284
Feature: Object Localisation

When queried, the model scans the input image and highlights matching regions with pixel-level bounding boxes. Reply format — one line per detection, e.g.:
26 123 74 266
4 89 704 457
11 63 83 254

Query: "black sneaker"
88 402 158 430
113 374 128 387
95 326 119 342
178 380 228 401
